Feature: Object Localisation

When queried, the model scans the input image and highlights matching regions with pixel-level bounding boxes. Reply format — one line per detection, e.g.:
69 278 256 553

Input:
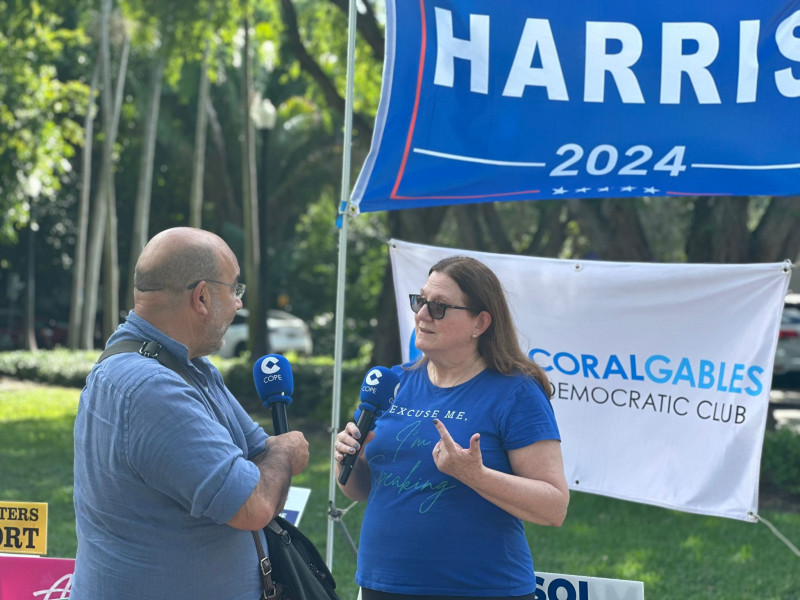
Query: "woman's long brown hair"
423 255 551 394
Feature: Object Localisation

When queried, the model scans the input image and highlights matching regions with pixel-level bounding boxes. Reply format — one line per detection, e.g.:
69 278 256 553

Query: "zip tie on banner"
335 201 349 229
749 512 800 558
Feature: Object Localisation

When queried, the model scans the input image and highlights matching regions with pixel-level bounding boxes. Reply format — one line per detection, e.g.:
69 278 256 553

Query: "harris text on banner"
351 1 800 213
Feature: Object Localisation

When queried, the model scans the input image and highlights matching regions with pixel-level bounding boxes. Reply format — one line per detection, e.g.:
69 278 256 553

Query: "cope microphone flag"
338 366 399 485
253 354 293 435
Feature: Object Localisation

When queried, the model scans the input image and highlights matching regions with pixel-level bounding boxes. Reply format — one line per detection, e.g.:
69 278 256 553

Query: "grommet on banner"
573 263 583 272
782 259 794 273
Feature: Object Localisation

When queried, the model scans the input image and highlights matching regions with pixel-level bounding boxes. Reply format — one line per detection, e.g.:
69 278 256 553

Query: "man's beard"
200 300 230 356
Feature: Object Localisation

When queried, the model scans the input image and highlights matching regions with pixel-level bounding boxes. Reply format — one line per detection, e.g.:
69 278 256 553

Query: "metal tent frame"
325 0 360 570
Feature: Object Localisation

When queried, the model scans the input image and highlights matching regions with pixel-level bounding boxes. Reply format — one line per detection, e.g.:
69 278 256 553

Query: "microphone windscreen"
253 354 294 406
358 366 399 414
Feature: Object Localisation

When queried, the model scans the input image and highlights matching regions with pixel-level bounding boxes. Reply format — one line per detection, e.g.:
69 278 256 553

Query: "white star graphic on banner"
599 187 610 192
621 185 636 192
553 187 568 195
576 187 591 193
644 186 659 194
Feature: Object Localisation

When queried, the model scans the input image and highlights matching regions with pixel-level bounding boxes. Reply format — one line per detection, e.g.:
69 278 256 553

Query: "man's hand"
265 431 309 476
229 431 309 530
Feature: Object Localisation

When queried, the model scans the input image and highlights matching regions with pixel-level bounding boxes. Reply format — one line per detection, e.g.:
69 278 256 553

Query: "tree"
0 1 90 350
239 6 266 358
68 61 100 349
121 0 238 309
0 1 90 243
80 0 129 347
124 50 165 311
3 0 799 364
188 42 211 228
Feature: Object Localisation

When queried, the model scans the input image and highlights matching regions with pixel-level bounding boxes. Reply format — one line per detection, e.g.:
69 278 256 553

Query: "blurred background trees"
1 0 799 366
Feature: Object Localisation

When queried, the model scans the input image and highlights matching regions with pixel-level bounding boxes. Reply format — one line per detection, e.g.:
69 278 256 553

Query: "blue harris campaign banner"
350 0 800 213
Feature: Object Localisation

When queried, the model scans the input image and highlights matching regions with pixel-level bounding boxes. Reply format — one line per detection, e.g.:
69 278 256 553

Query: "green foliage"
288 193 388 358
0 349 99 387
123 0 244 90
762 428 800 497
0 0 90 243
274 0 383 120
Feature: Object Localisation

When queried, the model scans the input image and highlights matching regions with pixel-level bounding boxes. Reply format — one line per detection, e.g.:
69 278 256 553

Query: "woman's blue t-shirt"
356 364 561 596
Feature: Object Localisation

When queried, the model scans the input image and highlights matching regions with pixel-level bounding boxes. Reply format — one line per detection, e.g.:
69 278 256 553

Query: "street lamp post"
22 174 42 351
250 94 277 356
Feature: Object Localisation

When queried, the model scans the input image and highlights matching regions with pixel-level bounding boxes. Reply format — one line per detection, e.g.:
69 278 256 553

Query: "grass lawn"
1 381 799 599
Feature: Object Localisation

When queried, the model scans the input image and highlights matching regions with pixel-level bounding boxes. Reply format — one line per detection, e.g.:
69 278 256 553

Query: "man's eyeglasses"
409 294 473 320
187 279 247 299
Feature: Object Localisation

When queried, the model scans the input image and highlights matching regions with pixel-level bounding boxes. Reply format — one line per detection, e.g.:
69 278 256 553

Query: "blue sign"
350 0 800 213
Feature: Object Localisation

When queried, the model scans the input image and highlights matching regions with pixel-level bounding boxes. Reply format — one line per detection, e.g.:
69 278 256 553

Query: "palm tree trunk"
101 25 131 340
241 10 265 358
124 54 165 310
82 0 128 348
68 60 100 349
189 43 211 228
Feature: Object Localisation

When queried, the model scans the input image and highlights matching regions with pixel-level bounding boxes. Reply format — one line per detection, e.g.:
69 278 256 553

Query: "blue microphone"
253 354 294 435
338 366 400 485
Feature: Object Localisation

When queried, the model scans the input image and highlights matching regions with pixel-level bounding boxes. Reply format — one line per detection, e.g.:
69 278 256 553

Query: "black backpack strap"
96 340 195 388
253 528 278 599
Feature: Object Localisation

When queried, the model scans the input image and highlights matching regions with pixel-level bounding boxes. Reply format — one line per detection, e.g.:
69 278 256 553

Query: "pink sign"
0 556 74 599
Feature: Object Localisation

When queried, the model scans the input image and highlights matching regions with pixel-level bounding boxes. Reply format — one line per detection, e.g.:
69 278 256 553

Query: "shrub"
211 353 368 422
0 350 368 423
761 427 800 497
0 349 98 387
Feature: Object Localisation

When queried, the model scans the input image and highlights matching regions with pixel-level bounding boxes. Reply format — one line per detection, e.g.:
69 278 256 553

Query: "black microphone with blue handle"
338 366 400 485
253 354 294 435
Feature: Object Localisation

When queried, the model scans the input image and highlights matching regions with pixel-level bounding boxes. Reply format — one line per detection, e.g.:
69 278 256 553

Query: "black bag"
254 516 339 600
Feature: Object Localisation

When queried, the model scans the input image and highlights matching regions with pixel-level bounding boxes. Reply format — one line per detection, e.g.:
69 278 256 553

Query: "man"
72 227 309 599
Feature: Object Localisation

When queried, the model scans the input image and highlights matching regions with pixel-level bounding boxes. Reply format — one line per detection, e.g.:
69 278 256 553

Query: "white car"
217 309 313 358
774 295 800 379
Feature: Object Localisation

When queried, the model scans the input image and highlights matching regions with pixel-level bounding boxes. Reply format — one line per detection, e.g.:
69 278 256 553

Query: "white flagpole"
327 0 360 570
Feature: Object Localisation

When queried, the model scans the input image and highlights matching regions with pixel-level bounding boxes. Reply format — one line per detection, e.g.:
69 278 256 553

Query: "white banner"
537 572 644 600
390 239 791 521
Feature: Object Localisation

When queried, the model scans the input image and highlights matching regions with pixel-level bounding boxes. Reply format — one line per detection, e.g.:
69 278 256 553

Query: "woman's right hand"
334 421 363 463
334 422 375 501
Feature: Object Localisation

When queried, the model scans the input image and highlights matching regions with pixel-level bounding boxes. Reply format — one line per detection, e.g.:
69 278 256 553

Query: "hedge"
0 349 368 424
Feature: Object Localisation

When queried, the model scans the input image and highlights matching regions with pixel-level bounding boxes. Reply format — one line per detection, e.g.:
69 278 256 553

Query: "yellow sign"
0 501 47 555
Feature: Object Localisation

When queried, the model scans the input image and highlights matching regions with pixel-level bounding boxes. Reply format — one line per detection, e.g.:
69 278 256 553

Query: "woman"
335 256 569 600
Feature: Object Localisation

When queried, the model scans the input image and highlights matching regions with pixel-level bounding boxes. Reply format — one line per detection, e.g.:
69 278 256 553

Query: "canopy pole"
326 0 360 570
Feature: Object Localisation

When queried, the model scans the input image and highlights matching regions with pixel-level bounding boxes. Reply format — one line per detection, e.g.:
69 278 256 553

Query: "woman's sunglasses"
409 294 474 320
